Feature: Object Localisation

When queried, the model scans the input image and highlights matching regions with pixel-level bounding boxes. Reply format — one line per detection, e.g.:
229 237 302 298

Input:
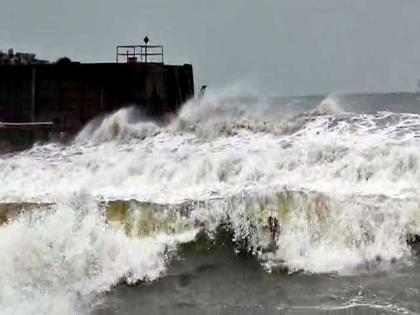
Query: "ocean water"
1 89 420 314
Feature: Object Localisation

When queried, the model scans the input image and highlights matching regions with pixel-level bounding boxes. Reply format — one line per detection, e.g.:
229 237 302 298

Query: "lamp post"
144 36 149 63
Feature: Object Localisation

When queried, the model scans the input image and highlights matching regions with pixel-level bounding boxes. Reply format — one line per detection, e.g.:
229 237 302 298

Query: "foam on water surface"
1 91 420 314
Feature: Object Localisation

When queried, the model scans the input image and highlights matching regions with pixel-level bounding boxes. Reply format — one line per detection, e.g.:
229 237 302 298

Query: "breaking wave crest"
1 90 420 314
0 194 197 315
75 92 343 144
75 107 160 145
1 187 418 314
309 95 343 116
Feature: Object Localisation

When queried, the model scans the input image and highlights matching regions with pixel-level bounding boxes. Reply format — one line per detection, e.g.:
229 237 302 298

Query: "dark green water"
95 238 420 315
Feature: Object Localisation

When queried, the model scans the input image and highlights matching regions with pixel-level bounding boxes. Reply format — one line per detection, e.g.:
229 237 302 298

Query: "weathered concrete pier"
0 40 194 150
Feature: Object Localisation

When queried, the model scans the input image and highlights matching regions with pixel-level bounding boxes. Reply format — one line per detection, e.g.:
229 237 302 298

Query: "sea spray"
1 93 420 313
75 106 160 145
0 193 197 315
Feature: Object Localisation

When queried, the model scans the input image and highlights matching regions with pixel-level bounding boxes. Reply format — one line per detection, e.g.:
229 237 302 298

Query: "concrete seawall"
0 61 194 149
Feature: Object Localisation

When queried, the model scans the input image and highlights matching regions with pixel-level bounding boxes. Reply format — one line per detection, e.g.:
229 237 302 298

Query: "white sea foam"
75 106 160 145
0 193 197 315
1 92 420 312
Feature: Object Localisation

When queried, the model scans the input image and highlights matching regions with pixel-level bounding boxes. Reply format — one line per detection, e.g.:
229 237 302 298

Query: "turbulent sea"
1 89 420 314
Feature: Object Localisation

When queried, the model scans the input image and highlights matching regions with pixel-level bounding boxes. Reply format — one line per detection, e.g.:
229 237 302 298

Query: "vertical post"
145 43 148 63
140 46 143 62
143 36 149 63
31 66 36 122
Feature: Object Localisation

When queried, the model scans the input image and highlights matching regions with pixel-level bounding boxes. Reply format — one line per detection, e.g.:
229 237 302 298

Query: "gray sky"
1 0 420 96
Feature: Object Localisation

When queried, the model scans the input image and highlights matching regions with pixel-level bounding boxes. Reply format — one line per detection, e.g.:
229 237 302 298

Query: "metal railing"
116 44 164 64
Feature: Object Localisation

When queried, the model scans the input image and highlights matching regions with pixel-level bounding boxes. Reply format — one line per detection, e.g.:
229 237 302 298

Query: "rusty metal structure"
0 40 194 151
116 37 164 64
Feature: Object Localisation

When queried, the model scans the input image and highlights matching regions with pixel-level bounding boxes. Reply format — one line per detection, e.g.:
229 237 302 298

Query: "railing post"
115 41 164 64
144 44 148 63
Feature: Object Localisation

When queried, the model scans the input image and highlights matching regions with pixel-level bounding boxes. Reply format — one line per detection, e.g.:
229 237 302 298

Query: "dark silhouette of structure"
0 40 194 151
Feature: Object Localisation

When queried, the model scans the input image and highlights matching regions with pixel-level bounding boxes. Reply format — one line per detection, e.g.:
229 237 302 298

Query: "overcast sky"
1 0 420 96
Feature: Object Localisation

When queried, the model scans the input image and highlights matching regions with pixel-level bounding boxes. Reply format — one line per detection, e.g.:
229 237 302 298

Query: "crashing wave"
75 107 160 145
1 89 420 314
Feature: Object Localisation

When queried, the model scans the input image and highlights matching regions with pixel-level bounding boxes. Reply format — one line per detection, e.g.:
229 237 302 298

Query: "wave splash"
0 193 196 315
75 107 160 145
1 90 420 313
